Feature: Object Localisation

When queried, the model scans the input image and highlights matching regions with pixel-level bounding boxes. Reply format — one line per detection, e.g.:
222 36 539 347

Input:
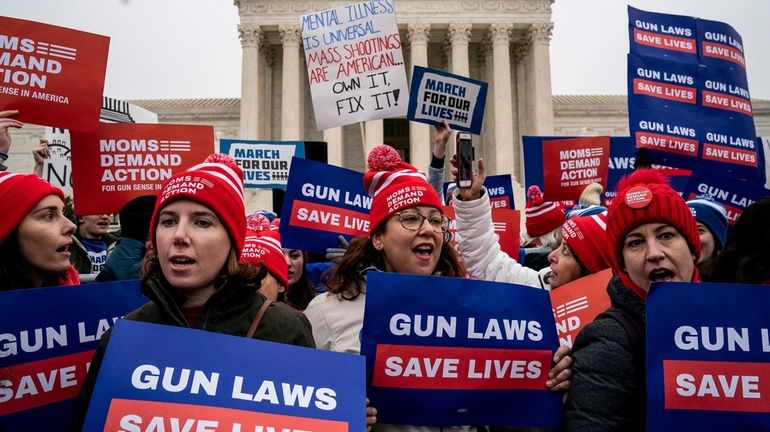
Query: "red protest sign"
0 16 109 131
70 123 215 215
549 268 613 348
444 206 521 259
542 137 610 202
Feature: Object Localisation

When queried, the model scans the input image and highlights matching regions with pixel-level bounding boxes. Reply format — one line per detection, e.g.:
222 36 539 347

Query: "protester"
563 168 701 431
72 154 314 429
707 196 770 284
241 213 289 302
70 212 119 276
96 195 157 281
0 110 22 173
426 120 453 202
565 183 606 219
283 246 319 310
550 213 612 289
0 172 79 290
685 194 728 277
306 146 571 431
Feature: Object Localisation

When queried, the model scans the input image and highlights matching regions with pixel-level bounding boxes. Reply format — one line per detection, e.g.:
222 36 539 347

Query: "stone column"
490 23 514 180
481 36 495 165
324 127 343 166
408 23 431 171
514 42 529 138
447 23 471 77
364 120 383 158
238 24 262 140
259 39 274 139
280 25 301 140
529 23 555 135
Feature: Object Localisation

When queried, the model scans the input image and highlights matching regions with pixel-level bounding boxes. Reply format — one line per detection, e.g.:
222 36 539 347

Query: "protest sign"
280 157 370 253
0 281 145 431
0 16 109 131
82 320 366 432
627 6 697 64
443 205 520 260
70 123 214 215
360 272 562 428
301 0 409 130
549 269 612 349
628 54 698 111
542 137 610 202
684 164 770 225
220 139 305 189
443 174 514 208
697 19 747 69
647 282 770 431
407 66 488 134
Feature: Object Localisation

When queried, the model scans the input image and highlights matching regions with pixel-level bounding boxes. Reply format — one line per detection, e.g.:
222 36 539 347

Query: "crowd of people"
2 105 770 432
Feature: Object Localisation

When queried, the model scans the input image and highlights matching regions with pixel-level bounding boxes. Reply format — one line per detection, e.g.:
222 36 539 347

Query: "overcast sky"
4 0 769 100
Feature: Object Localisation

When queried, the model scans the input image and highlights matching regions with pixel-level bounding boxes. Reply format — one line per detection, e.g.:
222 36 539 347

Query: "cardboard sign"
301 0 409 130
407 66 488 134
82 320 366 432
684 164 770 225
70 123 215 215
220 139 305 189
549 269 612 349
647 282 770 431
0 281 146 431
0 16 109 131
627 6 697 64
43 127 73 195
542 137 610 202
360 272 562 428
280 157 370 253
443 174 515 208
443 205 520 260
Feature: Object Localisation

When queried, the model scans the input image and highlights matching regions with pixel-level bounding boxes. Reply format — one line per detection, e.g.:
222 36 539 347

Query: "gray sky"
4 0 769 100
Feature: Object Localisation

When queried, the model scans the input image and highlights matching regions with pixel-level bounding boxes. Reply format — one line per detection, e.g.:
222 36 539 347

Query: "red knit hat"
606 169 701 299
0 173 65 244
562 213 612 274
363 145 443 235
525 185 566 238
241 213 288 288
150 153 246 258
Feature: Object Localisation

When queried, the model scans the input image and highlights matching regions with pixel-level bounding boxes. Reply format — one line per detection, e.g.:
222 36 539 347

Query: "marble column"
408 23 431 171
364 119 383 158
448 23 471 77
324 126 343 166
529 23 555 135
514 42 529 138
259 39 273 139
280 25 301 140
490 23 514 180
481 36 495 166
238 24 261 140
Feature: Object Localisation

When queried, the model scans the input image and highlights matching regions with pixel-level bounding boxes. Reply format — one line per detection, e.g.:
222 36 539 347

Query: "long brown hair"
0 230 71 291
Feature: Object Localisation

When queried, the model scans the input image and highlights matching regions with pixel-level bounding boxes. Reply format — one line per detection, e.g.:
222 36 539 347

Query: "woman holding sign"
562 169 701 431
73 154 314 428
0 172 80 290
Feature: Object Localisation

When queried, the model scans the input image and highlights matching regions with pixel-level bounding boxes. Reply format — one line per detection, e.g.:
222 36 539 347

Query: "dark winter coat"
70 274 315 430
70 231 119 274
562 276 647 432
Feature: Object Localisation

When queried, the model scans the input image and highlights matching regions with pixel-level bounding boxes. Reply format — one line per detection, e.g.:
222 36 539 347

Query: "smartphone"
456 132 473 187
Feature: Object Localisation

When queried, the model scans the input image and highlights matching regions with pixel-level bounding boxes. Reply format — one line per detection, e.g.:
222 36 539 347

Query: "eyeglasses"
394 210 449 233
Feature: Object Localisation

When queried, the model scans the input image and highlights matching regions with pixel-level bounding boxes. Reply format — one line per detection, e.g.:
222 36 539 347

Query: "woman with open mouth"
0 172 79 291
563 168 701 431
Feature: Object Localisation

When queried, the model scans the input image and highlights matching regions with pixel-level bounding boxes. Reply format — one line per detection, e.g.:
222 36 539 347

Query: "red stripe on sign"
663 360 770 413
0 350 94 415
103 398 349 431
635 132 698 156
702 144 758 168
371 344 551 390
702 90 753 116
633 29 696 53
702 41 746 67
289 199 370 236
633 78 696 104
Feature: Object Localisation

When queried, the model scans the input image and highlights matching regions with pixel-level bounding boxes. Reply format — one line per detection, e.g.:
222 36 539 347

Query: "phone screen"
458 136 473 184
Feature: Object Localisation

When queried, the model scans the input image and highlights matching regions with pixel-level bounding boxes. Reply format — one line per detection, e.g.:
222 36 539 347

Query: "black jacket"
562 276 646 432
71 274 315 430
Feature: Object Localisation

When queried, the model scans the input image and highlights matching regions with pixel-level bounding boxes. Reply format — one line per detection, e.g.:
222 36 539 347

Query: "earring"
373 242 383 250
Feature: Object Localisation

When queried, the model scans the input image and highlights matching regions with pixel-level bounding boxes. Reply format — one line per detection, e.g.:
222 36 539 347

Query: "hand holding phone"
456 132 473 188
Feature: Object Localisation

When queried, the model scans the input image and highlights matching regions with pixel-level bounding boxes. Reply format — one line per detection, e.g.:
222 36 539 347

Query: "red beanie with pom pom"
525 185 566 238
150 153 246 257
0 173 65 245
606 168 701 299
241 213 288 287
363 145 443 235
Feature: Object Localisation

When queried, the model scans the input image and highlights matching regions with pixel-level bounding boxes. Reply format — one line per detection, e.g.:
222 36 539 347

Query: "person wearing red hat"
548 213 612 289
563 169 701 432
241 213 290 304
73 154 314 429
0 172 79 290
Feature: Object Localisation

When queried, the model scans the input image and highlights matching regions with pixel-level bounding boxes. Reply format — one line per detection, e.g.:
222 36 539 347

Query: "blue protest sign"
628 54 698 112
647 282 770 431
697 19 747 69
443 174 514 208
279 157 370 253
407 66 488 134
360 272 562 429
83 320 366 432
0 281 145 431
683 164 770 225
220 139 305 189
629 106 701 169
628 6 697 64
